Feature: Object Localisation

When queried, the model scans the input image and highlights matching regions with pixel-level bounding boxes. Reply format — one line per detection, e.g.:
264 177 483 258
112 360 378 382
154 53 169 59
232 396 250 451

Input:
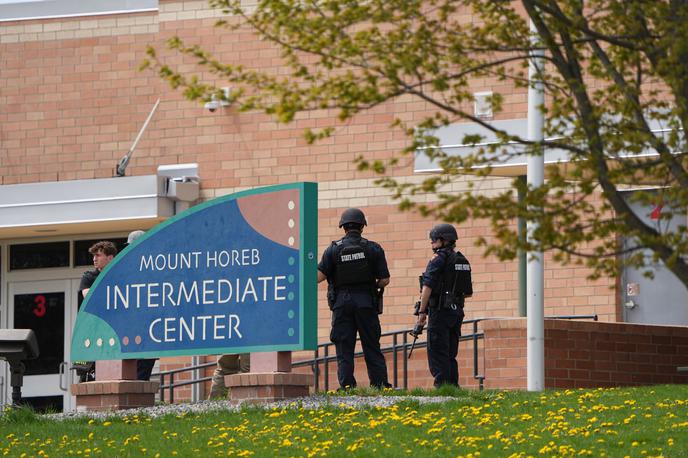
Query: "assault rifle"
408 297 424 358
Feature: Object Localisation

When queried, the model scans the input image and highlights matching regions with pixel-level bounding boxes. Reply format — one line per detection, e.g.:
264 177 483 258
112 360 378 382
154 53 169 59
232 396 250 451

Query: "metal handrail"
152 361 216 404
292 320 486 392
152 314 598 402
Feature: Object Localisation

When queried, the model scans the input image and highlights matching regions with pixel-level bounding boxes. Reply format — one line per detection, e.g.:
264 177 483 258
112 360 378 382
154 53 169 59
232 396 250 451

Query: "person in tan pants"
208 353 250 399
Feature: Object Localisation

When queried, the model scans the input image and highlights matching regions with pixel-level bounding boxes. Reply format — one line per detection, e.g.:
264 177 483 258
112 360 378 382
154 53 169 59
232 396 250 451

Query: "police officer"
415 223 472 387
317 208 391 389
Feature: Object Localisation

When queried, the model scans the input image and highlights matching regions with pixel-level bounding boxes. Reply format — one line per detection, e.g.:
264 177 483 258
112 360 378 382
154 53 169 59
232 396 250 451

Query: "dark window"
9 242 69 270
74 238 127 267
13 292 65 376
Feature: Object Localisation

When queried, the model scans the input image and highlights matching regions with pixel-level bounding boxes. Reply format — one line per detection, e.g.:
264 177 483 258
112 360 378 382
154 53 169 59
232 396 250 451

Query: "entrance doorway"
621 192 688 325
0 235 129 411
5 280 76 411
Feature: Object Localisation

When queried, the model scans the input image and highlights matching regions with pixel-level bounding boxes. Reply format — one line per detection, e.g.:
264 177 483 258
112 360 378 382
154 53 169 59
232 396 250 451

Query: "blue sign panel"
71 182 317 360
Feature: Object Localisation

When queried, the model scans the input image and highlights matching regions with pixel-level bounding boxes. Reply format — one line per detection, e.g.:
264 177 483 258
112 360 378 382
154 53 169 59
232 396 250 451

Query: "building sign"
71 182 317 361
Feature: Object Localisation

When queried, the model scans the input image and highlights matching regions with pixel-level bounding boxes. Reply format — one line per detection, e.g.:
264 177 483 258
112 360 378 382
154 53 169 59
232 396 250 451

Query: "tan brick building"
3 1 678 410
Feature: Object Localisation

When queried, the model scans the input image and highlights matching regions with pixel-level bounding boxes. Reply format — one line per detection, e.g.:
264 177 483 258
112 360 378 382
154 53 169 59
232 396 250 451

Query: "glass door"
7 280 74 411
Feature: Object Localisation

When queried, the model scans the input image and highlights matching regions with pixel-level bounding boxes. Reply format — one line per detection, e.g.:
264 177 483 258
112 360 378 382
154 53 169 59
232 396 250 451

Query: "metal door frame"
5 279 75 410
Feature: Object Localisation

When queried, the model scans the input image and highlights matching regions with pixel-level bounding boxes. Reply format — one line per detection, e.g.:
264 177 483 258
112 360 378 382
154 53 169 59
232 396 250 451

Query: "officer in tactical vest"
317 208 391 389
415 223 472 387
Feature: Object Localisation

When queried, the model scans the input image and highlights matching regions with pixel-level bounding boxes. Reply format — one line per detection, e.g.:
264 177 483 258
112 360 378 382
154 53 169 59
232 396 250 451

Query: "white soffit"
0 175 174 239
0 0 157 22
414 119 568 176
414 118 684 178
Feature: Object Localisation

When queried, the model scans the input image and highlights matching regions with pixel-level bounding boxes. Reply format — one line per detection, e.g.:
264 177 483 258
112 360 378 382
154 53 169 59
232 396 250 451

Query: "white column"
527 19 545 391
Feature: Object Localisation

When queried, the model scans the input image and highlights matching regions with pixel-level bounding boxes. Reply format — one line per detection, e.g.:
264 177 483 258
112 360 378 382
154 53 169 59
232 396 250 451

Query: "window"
9 242 69 270
74 238 127 267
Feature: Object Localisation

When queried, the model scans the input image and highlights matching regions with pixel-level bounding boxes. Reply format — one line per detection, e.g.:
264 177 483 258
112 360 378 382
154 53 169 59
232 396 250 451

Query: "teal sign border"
70 182 317 360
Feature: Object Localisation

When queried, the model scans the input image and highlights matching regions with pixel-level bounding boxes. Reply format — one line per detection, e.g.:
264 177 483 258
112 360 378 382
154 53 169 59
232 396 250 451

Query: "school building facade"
1 0 685 410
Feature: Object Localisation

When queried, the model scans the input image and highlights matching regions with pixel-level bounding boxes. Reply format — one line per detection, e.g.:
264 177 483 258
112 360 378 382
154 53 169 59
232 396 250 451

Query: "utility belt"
327 283 382 313
429 292 464 311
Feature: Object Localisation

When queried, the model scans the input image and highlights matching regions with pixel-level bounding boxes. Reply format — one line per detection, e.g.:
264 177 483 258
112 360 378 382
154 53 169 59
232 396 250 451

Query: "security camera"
204 87 232 113
204 99 222 113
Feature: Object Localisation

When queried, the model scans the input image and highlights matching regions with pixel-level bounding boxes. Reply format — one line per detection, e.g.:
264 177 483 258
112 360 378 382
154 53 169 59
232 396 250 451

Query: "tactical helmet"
429 223 457 242
338 208 367 228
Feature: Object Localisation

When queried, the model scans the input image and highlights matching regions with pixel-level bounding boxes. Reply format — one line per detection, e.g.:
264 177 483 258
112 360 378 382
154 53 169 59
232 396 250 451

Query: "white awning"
0 164 199 239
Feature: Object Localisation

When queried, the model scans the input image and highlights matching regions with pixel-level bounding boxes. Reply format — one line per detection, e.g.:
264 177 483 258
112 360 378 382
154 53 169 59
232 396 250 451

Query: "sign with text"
71 182 317 360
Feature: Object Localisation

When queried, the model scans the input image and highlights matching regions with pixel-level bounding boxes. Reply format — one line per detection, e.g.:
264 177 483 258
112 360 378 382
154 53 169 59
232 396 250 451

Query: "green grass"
2 385 687 457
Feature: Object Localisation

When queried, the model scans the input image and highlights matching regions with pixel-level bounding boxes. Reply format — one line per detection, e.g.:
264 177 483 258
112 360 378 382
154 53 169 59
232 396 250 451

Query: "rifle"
408 298 424 358
408 275 427 358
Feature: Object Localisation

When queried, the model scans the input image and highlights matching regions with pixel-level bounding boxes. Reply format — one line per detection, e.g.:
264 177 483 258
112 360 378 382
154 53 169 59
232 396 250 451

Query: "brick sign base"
225 372 313 404
224 351 313 404
71 380 159 411
70 360 159 411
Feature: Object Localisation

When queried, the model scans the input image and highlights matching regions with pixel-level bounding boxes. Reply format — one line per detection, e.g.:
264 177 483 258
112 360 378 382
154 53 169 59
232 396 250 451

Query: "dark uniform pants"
427 306 464 387
330 303 389 389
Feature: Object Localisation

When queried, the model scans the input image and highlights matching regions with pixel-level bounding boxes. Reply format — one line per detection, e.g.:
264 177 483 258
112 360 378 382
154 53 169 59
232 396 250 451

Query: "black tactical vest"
434 249 472 308
332 237 374 288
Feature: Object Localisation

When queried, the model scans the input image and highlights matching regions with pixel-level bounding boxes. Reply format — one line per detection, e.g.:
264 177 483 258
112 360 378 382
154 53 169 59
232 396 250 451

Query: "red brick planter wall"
482 319 688 389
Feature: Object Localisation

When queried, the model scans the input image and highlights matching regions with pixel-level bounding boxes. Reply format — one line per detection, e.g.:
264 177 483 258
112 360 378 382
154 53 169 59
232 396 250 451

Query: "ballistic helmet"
429 223 457 242
126 230 145 245
338 208 367 228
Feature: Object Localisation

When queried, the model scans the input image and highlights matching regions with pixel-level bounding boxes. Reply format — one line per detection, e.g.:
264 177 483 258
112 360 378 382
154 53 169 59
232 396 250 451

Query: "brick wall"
0 1 617 329
482 318 688 389
1 1 626 399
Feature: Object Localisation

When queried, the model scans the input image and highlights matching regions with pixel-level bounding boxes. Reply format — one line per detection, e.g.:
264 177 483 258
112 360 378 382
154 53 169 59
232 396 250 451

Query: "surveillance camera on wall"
204 87 232 113
204 99 222 113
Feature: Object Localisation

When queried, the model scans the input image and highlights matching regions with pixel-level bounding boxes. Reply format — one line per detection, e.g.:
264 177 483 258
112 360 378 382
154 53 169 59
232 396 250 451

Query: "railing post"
392 333 398 388
472 320 484 391
324 345 330 392
159 373 165 403
313 348 320 392
402 331 408 390
473 321 479 380
170 373 174 404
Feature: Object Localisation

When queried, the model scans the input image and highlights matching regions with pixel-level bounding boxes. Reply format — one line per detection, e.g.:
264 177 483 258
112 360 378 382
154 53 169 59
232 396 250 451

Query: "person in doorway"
317 208 391 390
125 230 158 381
78 240 117 305
208 353 250 399
414 223 472 387
74 240 118 382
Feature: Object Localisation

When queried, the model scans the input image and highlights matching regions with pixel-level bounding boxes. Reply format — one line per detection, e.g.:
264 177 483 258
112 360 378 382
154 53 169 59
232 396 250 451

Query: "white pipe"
527 19 545 392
